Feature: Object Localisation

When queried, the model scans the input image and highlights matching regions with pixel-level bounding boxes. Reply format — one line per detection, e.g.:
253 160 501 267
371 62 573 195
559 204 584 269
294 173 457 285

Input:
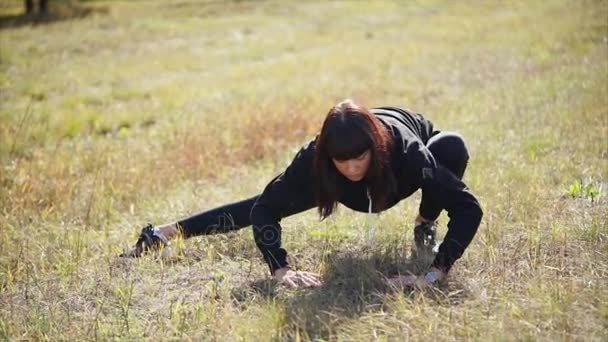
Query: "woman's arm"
423 165 483 273
400 142 483 277
390 164 482 288
250 139 321 286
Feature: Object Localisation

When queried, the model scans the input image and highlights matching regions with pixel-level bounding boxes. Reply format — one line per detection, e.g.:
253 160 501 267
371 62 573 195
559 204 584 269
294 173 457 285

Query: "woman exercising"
121 99 483 289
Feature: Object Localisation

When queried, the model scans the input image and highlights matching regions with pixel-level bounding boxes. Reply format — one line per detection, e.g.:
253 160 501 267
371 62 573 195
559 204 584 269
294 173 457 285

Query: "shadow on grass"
231 248 471 339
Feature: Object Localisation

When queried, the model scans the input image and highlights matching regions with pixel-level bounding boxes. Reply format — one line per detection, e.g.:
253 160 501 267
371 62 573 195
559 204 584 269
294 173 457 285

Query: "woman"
121 99 483 289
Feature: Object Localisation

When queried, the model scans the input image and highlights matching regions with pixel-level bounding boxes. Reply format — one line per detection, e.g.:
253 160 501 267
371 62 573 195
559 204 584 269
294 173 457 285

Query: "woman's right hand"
273 267 323 288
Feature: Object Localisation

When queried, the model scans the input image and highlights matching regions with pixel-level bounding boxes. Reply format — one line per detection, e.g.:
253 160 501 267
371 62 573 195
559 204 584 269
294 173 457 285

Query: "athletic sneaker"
120 223 169 258
414 221 440 255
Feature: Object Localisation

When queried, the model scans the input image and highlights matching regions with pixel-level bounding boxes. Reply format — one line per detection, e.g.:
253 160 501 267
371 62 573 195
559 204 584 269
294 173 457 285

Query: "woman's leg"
426 131 469 179
122 196 261 257
123 168 316 259
414 132 470 253
160 183 316 241
173 195 261 239
417 132 470 223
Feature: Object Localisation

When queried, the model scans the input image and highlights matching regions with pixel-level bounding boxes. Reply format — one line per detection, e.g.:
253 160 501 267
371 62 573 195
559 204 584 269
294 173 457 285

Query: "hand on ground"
387 274 432 289
274 268 323 288
387 268 446 289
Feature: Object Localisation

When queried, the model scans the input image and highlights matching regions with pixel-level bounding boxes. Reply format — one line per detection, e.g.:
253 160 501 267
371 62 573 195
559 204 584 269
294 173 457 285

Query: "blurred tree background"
24 0 49 15
1 0 101 28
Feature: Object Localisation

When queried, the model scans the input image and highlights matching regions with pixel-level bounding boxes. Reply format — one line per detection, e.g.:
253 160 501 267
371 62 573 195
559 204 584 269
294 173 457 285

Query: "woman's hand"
273 268 323 288
387 268 446 289
387 274 431 288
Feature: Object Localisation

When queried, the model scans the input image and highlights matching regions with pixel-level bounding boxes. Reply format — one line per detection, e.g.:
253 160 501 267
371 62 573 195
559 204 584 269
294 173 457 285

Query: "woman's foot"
120 224 170 258
413 221 440 255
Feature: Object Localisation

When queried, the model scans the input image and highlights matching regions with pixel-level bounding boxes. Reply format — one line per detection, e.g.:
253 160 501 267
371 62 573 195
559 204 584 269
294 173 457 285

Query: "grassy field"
1 0 607 340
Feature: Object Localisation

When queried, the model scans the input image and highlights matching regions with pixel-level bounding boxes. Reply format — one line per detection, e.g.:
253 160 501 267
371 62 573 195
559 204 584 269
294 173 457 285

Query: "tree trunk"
40 0 48 14
25 0 34 14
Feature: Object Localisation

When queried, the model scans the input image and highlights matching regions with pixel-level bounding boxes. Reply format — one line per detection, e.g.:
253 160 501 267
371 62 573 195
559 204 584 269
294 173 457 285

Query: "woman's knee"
426 131 469 178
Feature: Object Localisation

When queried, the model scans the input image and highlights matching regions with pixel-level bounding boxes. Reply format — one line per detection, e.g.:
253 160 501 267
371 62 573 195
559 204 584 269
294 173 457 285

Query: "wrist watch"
424 271 439 283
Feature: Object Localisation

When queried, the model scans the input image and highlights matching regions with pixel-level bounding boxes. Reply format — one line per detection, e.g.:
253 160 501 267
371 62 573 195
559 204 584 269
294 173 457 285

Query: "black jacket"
250 107 483 274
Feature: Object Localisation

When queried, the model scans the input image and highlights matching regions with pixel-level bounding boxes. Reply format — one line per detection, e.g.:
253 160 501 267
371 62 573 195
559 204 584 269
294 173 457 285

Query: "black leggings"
418 131 469 221
427 131 468 179
177 132 469 238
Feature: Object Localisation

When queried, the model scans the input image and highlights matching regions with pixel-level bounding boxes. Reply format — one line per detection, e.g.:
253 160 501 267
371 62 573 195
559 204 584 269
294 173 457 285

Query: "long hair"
313 99 396 219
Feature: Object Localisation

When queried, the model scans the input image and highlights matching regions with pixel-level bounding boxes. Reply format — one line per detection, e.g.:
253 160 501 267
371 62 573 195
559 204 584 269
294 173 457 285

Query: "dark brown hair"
313 99 396 219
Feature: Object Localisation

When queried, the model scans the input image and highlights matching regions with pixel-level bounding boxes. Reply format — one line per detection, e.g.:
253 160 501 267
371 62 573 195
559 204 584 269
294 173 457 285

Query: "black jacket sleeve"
403 141 483 272
250 139 317 274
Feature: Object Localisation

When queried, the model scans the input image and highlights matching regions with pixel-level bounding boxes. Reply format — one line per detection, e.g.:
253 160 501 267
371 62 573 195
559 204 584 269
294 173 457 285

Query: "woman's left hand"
387 274 431 288
387 268 446 289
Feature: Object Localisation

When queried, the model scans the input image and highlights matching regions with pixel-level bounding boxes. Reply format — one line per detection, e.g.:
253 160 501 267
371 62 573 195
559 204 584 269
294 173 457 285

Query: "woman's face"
332 149 371 182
